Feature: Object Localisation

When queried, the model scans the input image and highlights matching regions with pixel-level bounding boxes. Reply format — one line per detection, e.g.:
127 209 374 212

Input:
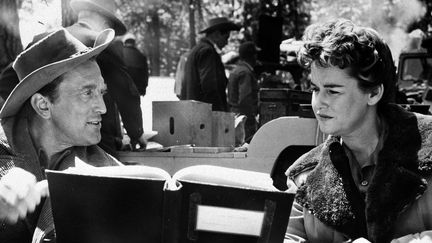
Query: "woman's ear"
367 84 384 106
30 93 51 119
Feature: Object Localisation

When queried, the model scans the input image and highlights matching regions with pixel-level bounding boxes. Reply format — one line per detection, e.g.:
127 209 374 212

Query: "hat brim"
71 1 126 35
0 29 115 119
199 22 240 34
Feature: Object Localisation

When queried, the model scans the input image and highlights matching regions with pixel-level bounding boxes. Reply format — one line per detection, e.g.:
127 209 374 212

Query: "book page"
196 205 265 236
66 158 171 181
173 165 276 191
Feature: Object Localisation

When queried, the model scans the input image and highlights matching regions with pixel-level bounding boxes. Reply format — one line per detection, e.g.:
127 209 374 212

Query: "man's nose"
94 94 106 114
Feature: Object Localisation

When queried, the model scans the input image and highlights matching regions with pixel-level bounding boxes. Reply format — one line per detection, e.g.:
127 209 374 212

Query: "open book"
46 165 294 243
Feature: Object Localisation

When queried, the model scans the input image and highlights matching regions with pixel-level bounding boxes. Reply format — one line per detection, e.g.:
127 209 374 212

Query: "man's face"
48 60 107 147
215 29 231 49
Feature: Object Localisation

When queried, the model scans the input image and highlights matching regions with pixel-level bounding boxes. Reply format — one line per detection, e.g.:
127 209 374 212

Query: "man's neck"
29 117 71 165
204 36 222 53
241 59 254 70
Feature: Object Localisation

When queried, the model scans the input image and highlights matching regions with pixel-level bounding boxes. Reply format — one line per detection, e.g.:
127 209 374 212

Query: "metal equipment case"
259 88 313 126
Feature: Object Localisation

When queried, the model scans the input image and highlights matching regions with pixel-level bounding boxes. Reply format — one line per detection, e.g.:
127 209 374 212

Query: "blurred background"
1 0 432 130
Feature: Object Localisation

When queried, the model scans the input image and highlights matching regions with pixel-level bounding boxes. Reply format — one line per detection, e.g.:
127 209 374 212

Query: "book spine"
162 189 182 243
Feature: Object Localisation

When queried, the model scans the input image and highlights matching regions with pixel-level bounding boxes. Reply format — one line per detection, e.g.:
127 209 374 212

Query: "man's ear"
367 84 384 106
30 93 51 119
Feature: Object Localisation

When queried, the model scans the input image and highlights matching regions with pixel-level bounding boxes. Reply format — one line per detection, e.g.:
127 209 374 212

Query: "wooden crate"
152 101 212 146
211 111 235 147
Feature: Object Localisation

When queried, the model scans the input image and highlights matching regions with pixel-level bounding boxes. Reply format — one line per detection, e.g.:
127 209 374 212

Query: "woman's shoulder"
415 113 432 172
286 143 325 184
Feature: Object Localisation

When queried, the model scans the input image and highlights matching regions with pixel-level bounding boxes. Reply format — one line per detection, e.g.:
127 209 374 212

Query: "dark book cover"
46 165 294 243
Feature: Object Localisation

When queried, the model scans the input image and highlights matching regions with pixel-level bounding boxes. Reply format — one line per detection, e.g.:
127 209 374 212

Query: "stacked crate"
152 101 235 147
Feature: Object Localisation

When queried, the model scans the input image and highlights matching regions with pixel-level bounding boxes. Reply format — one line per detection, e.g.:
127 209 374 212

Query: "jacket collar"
201 37 222 54
238 60 254 72
1 111 44 181
291 104 432 242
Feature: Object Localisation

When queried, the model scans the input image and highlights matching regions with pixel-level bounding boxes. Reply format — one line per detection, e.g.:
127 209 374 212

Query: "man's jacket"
0 108 120 243
182 38 228 111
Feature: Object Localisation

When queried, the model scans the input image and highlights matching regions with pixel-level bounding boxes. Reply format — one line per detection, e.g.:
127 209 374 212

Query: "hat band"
70 47 93 58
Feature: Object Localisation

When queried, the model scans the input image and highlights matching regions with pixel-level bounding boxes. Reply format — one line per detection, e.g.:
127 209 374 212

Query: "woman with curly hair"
284 19 432 243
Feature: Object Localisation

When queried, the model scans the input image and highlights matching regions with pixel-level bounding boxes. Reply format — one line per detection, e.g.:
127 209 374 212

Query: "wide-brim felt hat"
70 0 126 35
199 17 240 34
0 28 114 118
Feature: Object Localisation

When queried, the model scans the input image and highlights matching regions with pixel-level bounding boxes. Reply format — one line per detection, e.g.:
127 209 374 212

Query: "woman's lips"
317 113 332 120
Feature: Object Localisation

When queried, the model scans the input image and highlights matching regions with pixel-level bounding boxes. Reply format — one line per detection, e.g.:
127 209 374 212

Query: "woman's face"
310 64 375 137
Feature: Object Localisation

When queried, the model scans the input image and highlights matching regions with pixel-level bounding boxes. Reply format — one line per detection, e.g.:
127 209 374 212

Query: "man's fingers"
0 184 19 206
4 210 19 224
0 195 19 224
23 188 39 213
0 169 49 224
2 168 36 199
15 201 28 219
36 180 49 198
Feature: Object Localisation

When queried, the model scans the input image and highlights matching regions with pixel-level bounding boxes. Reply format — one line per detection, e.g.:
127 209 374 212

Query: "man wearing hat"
0 28 122 242
228 41 260 142
0 0 147 158
122 33 149 96
181 17 240 111
66 0 148 156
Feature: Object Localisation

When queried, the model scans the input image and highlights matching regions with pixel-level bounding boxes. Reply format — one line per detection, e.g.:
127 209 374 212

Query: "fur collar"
288 104 432 242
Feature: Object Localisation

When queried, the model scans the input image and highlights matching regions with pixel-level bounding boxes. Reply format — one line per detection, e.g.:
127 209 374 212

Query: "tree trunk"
0 0 23 70
196 0 203 31
61 0 77 27
150 11 161 76
188 0 196 48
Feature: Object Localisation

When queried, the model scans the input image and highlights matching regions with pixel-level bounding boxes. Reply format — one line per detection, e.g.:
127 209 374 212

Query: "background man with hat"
64 0 148 156
181 17 240 111
0 0 147 158
227 41 260 143
122 33 149 97
0 28 121 242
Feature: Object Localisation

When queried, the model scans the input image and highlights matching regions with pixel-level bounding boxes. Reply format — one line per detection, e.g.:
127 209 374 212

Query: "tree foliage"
0 0 23 70
115 0 311 76
13 0 430 77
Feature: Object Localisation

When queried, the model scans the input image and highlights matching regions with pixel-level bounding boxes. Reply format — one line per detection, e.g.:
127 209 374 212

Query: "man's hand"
131 133 148 151
0 168 48 224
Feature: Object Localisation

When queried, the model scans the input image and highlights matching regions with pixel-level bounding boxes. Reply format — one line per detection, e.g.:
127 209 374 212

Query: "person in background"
0 28 122 243
181 17 240 111
227 41 260 143
122 33 149 96
284 19 432 243
69 0 147 155
0 0 147 158
174 50 189 99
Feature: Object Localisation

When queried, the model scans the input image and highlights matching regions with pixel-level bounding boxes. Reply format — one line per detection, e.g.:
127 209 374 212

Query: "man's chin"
82 136 101 146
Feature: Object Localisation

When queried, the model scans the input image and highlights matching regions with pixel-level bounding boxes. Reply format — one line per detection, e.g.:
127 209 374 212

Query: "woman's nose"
312 91 328 110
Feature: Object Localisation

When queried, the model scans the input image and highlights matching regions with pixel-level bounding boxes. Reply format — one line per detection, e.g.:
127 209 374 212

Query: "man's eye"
83 90 93 96
328 90 339 95
101 89 108 96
